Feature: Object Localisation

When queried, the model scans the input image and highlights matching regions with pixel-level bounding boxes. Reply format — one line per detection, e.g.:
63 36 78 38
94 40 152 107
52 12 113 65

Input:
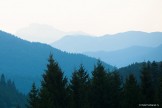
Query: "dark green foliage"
0 74 6 86
140 62 154 103
151 61 159 84
151 61 159 103
16 104 21 108
159 77 162 106
118 62 144 82
27 55 162 108
0 74 26 108
159 62 162 76
70 65 90 108
39 54 70 108
90 60 110 108
27 83 39 108
122 74 140 108
159 62 162 106
109 71 122 108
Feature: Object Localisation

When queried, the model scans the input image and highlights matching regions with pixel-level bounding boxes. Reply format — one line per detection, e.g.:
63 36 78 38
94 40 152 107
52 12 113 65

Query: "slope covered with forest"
0 30 113 93
0 74 26 108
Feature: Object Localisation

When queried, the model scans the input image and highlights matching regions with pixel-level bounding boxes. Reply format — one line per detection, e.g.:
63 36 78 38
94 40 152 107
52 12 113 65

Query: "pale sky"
0 0 162 36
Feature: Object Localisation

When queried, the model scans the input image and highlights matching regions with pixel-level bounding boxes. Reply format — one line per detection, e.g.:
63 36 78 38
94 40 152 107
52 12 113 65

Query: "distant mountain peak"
15 23 91 44
51 31 162 53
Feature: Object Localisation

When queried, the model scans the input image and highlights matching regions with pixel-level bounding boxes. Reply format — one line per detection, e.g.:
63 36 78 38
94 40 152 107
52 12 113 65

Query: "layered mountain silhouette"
0 30 113 93
16 23 89 43
51 31 162 67
85 45 162 67
51 31 162 53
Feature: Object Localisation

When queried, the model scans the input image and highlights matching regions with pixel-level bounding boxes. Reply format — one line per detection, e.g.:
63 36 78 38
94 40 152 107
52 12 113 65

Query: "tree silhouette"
39 54 70 108
90 60 110 108
70 64 90 108
27 83 39 108
122 74 140 108
140 62 154 103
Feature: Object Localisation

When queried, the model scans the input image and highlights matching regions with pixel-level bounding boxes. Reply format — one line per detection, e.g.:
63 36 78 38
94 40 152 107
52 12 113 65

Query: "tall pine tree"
158 62 162 106
122 74 140 108
27 82 39 108
39 54 69 108
159 77 162 106
70 64 90 108
90 60 110 108
110 71 122 108
0 74 6 86
140 62 154 103
151 61 159 103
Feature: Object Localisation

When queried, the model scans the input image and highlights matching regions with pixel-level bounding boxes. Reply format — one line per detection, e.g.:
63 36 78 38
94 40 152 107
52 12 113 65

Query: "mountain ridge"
0 30 113 93
84 45 162 67
16 23 90 43
51 31 162 53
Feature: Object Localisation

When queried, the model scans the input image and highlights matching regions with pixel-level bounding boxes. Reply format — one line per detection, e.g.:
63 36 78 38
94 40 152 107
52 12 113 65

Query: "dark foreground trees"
122 74 140 108
39 54 70 108
28 55 162 108
90 61 110 108
70 64 90 108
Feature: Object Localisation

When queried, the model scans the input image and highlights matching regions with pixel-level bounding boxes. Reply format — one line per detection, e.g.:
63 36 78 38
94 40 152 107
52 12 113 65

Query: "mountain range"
0 30 113 93
16 23 89 43
51 31 162 67
1 28 162 93
85 45 162 67
51 31 162 53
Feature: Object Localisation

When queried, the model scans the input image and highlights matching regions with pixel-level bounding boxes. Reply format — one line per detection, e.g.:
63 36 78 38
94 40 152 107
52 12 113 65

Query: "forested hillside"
27 55 162 108
85 45 162 67
0 74 26 108
0 30 113 93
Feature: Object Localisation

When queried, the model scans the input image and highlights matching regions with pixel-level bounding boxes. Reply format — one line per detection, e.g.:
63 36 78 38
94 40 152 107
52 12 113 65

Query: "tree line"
27 54 162 108
0 74 26 108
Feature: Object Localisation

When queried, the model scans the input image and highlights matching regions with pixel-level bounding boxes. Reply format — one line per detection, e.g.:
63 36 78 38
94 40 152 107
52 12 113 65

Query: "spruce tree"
159 77 162 106
110 71 122 108
122 74 140 108
159 62 162 77
90 60 110 108
151 61 159 103
151 61 158 84
0 74 6 86
140 62 154 103
39 54 69 108
70 64 90 108
27 83 39 108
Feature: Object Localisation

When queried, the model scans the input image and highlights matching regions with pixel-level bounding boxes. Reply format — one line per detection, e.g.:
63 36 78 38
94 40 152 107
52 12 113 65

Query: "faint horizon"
0 0 162 36
1 24 162 44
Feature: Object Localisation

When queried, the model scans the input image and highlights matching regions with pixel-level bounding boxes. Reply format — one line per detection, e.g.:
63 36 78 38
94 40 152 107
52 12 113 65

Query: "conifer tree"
110 71 122 108
140 62 154 103
158 62 162 106
159 77 162 106
151 61 159 103
122 74 140 108
27 83 39 108
70 64 90 108
0 74 6 86
39 54 69 108
151 61 158 83
159 62 162 77
90 60 110 108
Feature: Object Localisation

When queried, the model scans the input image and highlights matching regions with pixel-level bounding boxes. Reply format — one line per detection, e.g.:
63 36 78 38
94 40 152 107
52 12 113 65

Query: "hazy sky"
0 0 162 36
